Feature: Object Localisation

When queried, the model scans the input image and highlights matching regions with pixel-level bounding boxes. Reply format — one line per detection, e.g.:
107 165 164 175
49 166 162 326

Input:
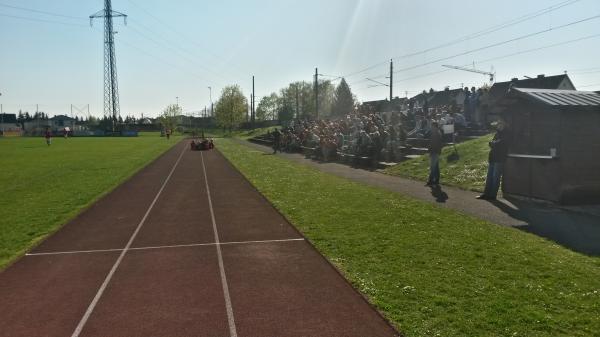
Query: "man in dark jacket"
477 120 509 200
426 121 443 187
272 128 282 154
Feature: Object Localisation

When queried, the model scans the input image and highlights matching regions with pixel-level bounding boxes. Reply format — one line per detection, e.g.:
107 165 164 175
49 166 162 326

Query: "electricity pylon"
90 0 127 132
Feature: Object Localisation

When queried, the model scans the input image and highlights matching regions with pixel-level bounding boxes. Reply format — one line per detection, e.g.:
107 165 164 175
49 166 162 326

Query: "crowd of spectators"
271 111 408 163
267 86 489 163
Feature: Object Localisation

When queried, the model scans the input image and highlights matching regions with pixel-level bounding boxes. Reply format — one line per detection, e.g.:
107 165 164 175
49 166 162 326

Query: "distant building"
427 88 467 108
24 115 84 135
0 113 22 135
361 97 408 124
138 117 154 125
48 115 78 130
361 97 408 113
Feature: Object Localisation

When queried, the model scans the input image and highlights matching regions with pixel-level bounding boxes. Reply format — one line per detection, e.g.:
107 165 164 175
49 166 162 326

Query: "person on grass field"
272 128 282 154
477 119 510 201
45 127 52 146
426 121 443 187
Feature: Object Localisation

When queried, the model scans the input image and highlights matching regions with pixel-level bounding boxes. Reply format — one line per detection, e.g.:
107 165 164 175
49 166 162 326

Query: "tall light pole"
0 92 3 133
208 87 213 117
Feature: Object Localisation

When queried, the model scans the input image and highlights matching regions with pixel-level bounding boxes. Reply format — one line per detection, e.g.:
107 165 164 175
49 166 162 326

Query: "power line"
568 68 600 75
340 0 582 79
127 18 246 84
578 82 600 88
0 4 234 89
126 0 248 78
0 2 85 20
0 12 88 27
390 14 600 76
354 33 600 92
567 66 600 72
125 25 232 86
392 0 582 62
392 33 600 86
470 33 600 70
115 35 217 85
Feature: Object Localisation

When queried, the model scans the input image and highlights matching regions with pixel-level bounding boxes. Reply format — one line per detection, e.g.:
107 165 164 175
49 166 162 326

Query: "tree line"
212 78 357 131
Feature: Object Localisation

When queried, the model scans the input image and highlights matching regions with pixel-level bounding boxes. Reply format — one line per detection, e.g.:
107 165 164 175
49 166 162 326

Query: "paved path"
0 141 399 337
241 140 600 256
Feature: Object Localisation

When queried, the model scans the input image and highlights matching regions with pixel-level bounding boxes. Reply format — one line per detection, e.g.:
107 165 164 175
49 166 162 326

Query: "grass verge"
0 135 182 269
217 138 599 337
385 135 493 192
203 126 280 139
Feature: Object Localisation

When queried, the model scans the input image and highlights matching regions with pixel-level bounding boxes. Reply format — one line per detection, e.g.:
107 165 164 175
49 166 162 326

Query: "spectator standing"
166 128 172 140
477 120 510 200
272 128 282 154
45 127 52 146
426 121 443 187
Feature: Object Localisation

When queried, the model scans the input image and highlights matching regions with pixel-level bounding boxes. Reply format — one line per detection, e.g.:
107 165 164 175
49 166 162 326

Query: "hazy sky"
1 0 599 118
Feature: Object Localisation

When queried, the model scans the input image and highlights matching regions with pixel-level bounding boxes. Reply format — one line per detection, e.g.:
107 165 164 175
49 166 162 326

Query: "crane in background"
442 64 496 86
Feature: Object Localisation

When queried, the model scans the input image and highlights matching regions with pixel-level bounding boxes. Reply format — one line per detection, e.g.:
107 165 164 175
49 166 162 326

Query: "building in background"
0 113 22 136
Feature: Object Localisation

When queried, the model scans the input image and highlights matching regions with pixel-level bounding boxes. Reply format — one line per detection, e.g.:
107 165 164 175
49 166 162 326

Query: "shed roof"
490 74 574 99
512 88 600 107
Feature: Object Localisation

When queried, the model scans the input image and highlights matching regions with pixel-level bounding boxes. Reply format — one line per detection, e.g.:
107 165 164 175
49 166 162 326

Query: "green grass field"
385 135 494 192
203 126 280 139
217 138 600 337
0 134 181 269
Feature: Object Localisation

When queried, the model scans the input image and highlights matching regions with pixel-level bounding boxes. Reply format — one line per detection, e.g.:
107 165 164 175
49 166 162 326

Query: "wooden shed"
500 88 600 205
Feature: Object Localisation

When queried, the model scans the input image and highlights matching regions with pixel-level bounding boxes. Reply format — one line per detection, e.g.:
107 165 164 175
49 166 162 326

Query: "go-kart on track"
0 141 399 337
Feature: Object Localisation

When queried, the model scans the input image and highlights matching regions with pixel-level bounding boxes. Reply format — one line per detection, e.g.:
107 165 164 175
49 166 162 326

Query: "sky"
1 0 599 118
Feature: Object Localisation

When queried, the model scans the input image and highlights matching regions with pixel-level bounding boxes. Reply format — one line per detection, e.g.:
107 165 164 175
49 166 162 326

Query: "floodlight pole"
314 68 319 120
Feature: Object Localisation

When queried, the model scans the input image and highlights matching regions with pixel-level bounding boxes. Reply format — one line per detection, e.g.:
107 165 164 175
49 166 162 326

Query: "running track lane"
0 142 400 337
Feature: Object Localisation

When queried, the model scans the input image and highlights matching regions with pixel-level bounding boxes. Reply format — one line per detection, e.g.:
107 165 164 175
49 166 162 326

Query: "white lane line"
25 238 306 257
201 151 238 337
25 248 124 256
219 238 304 246
71 144 187 337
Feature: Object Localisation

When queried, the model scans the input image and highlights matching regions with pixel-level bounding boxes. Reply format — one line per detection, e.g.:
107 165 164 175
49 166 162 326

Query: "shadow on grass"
490 197 600 256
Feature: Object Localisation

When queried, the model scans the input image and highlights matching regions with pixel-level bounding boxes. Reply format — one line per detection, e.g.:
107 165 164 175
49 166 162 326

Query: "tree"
159 104 181 131
315 79 335 119
331 78 356 117
277 92 294 123
256 93 279 121
215 85 248 132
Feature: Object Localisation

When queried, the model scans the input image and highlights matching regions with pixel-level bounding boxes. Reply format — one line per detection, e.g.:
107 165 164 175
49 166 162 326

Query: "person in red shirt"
45 128 52 146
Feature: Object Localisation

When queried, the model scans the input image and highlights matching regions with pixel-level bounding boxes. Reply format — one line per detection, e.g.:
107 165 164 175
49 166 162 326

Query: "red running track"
0 141 400 337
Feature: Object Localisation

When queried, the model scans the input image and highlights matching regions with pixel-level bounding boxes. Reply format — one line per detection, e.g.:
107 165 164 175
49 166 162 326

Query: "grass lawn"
203 126 281 139
217 138 600 337
385 135 494 192
0 134 181 269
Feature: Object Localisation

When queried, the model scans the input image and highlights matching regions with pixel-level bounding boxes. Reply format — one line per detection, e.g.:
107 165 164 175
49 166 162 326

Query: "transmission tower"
90 0 127 132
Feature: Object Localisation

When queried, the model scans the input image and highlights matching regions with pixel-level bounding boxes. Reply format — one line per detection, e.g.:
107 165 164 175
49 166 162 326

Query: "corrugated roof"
513 88 600 107
490 74 574 99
